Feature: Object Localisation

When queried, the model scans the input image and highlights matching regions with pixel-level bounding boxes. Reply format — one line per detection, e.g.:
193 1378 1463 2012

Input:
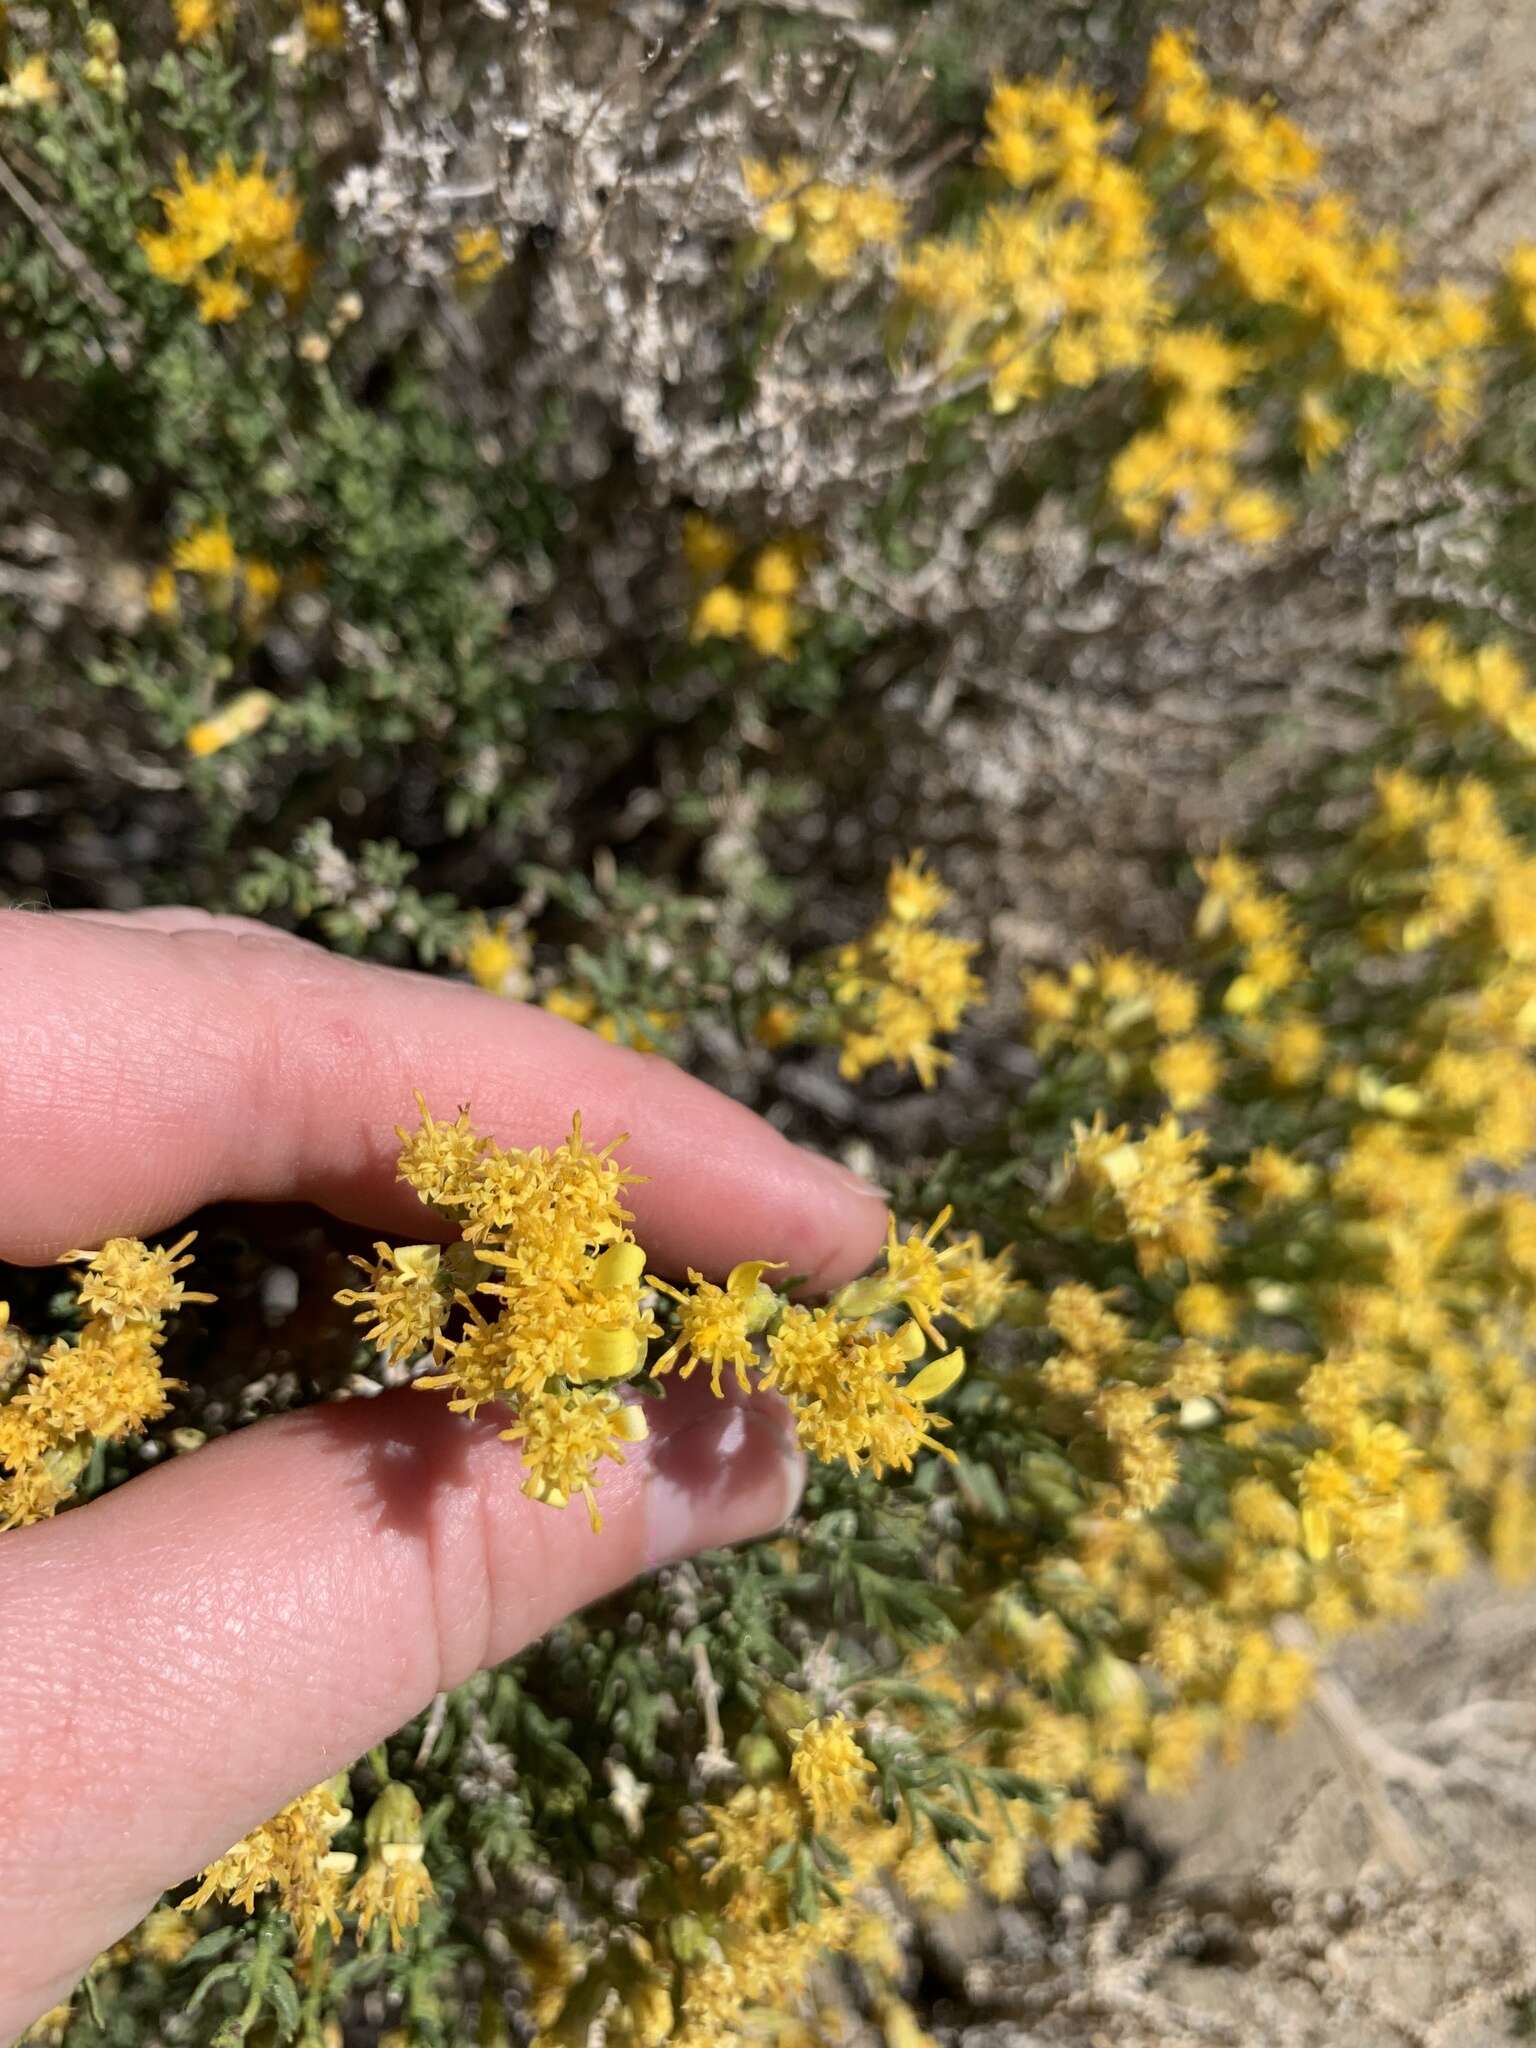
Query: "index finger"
0 910 886 1286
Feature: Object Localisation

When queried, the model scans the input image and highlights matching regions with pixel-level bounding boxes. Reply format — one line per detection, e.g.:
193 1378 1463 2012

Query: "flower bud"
733 1730 785 1783
363 1781 424 1852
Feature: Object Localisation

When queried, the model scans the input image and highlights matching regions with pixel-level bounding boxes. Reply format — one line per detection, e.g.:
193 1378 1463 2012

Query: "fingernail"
645 1405 805 1569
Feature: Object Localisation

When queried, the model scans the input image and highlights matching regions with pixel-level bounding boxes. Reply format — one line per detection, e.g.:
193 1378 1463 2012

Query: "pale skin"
0 907 887 2036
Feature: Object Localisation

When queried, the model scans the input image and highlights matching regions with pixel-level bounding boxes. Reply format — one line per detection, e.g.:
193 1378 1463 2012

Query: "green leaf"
178 1924 245 1967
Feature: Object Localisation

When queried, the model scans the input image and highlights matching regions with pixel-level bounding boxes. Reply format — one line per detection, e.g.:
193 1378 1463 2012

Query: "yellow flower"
1297 389 1347 467
348 1784 434 1950
185 688 278 758
753 1000 801 1049
348 1844 432 1950
1046 1281 1127 1357
146 567 180 621
0 1240 208 1531
1221 486 1293 548
185 1780 354 1958
174 0 231 41
751 544 802 599
1174 1282 1236 1341
743 595 795 659
1151 1034 1222 1109
789 1716 875 1831
455 226 506 289
885 850 952 925
464 916 531 996
1244 1145 1316 1210
140 154 307 309
681 513 736 580
649 1261 781 1395
543 984 597 1028
171 517 239 580
1144 1709 1207 1796
302 0 346 47
336 1243 452 1361
762 1304 962 1476
503 1385 650 1530
1046 1797 1098 1859
1150 328 1249 396
691 584 746 642
1263 1011 1325 1087
60 1233 212 1329
3 53 58 106
196 273 253 324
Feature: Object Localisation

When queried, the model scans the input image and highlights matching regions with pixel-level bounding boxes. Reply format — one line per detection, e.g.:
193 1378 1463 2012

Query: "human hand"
0 908 886 2035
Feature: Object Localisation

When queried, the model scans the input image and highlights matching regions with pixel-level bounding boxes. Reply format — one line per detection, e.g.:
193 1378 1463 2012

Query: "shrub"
5 1 1536 2044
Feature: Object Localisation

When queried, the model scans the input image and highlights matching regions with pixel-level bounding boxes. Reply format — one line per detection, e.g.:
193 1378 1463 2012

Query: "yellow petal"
892 1320 927 1362
726 1259 784 1298
392 1244 443 1281
590 1242 648 1291
612 1403 650 1443
1301 1501 1332 1561
575 1327 643 1380
835 1275 892 1318
906 1349 965 1404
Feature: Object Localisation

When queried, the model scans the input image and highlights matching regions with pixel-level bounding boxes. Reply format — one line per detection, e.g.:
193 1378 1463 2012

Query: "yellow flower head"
185 1780 354 1957
4 53 59 106
682 513 737 581
465 916 531 996
649 1262 782 1395
302 1 347 48
790 1716 875 1831
171 516 239 580
174 0 232 42
455 226 506 289
60 1232 212 1329
692 584 746 642
185 689 278 758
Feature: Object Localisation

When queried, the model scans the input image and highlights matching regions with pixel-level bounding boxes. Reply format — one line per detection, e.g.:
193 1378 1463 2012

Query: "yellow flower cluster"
147 513 284 722
1193 848 1309 1023
826 853 986 1088
187 1774 434 1959
1141 31 1492 435
1026 951 1220 1109
337 1102 655 1529
900 75 1162 415
149 509 284 755
741 159 906 282
0 1237 208 1530
0 51 58 110
338 1098 982 1525
951 616 1536 1878
685 518 808 662
185 1780 353 1957
138 153 311 323
651 1705 1039 2048
1137 27 1318 196
1109 337 1291 546
1400 618 1536 756
722 34 1535 558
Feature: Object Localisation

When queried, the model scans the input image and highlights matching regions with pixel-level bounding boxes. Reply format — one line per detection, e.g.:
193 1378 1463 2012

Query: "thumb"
0 1375 801 2036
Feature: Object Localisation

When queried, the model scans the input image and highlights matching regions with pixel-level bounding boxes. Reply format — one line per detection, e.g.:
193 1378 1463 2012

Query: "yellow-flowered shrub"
6 2 1536 2045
